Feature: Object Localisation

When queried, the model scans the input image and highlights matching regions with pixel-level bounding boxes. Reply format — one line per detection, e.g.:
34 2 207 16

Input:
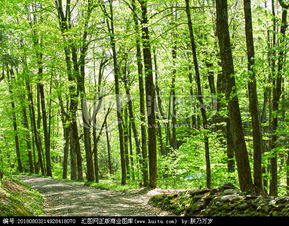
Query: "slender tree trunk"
78 1 95 182
132 0 148 186
216 0 254 193
93 127 99 183
55 0 83 181
270 1 288 196
105 122 113 175
123 75 141 177
185 0 211 188
153 50 165 155
216 58 235 173
38 83 52 176
7 68 23 172
170 43 177 151
243 0 263 193
21 96 34 173
103 1 127 185
187 63 197 129
170 5 178 150
62 126 69 179
36 87 46 173
37 57 51 176
26 79 45 175
128 120 135 180
58 93 69 179
123 107 130 178
30 7 52 176
140 0 157 188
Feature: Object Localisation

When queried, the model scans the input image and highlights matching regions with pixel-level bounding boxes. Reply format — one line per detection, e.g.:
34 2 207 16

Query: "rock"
223 189 239 195
188 188 210 196
149 186 289 217
220 194 244 202
269 200 276 206
220 183 236 191
237 202 248 211
275 196 289 204
245 195 257 200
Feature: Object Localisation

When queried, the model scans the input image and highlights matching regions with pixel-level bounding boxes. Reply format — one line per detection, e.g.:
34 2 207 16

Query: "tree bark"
270 1 288 196
132 0 148 186
21 95 34 173
105 122 113 175
216 0 254 193
25 77 45 175
38 83 52 176
77 0 95 182
7 67 23 173
123 71 141 178
104 1 127 185
185 0 211 188
55 0 83 180
243 0 263 193
140 0 157 188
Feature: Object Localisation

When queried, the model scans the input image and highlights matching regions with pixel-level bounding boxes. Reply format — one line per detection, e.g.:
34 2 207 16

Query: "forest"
0 0 289 203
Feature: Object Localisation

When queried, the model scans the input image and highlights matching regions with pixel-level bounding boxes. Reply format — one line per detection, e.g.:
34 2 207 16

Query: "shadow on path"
16 175 166 216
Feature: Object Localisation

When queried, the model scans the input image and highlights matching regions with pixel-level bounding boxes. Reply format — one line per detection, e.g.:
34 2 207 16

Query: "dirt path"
16 175 170 216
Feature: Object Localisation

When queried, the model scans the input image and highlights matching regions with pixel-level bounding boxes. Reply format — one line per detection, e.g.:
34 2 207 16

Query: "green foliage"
0 0 288 196
158 131 238 189
84 181 139 192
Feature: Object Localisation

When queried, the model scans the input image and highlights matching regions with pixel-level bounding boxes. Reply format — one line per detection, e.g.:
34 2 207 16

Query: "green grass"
0 176 44 216
84 181 140 192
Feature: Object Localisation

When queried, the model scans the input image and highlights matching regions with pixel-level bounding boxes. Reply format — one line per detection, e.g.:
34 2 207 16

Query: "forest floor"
16 175 172 216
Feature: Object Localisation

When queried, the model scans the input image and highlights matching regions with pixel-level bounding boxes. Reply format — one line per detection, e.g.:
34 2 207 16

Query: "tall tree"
55 0 83 180
132 0 149 186
140 0 157 188
77 0 95 182
7 67 23 173
270 0 289 196
101 0 127 185
185 0 211 188
216 0 254 193
243 0 263 193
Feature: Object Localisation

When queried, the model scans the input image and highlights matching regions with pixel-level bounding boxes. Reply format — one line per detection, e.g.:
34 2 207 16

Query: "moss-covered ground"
0 176 43 216
149 185 289 216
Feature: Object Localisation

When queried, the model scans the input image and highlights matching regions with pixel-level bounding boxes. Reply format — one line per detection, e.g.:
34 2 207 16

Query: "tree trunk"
62 126 69 179
140 0 157 188
26 79 45 175
123 74 141 178
58 93 69 179
216 0 254 193
187 63 197 129
93 127 99 183
123 107 130 178
7 68 23 172
38 83 52 177
170 43 177 151
21 96 34 173
103 1 127 185
55 0 83 181
270 1 288 196
185 0 211 188
243 0 263 193
132 0 148 186
105 122 113 175
153 50 165 155
128 119 135 180
78 1 95 182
